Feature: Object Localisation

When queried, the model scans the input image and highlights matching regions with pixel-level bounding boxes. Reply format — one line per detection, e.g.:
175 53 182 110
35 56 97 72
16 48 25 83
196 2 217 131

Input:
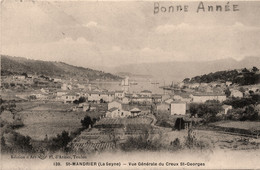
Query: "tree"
224 97 256 109
183 78 190 83
189 100 223 123
81 116 93 129
224 88 231 97
242 105 259 121
174 118 185 130
252 66 259 72
78 97 86 103
21 73 28 77
242 68 250 73
49 131 71 151
239 87 245 93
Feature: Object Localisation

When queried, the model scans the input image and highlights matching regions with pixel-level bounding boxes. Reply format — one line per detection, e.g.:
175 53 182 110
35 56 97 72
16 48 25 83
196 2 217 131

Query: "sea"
91 78 166 94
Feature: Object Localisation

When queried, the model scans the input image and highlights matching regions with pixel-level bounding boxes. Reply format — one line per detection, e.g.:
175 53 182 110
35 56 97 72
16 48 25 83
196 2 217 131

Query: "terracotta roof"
108 107 119 112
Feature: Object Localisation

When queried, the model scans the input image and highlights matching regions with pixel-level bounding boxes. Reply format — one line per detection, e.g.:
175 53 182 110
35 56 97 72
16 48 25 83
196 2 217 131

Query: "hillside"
106 57 260 83
183 67 260 85
1 55 121 81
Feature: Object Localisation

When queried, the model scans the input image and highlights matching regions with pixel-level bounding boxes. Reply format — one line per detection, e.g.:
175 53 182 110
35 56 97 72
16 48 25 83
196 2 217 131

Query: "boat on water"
151 82 159 85
159 81 175 90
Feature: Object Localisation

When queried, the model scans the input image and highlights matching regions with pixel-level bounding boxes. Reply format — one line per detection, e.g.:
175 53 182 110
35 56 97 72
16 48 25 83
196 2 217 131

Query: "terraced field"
212 121 260 131
95 117 153 126
15 102 85 140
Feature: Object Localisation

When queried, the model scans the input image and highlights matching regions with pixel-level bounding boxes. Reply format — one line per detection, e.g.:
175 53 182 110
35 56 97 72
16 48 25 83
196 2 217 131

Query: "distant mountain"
1 55 121 81
107 57 260 83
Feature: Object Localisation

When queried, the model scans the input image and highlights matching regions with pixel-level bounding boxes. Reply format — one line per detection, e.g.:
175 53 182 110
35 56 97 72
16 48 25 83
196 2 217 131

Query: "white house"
107 92 115 102
162 94 171 101
61 84 68 90
108 101 122 110
152 94 162 103
56 91 67 97
13 75 26 80
173 94 192 103
77 84 85 89
230 90 243 98
131 96 152 104
122 97 130 104
222 105 232 114
226 81 232 86
34 93 48 100
170 102 186 115
165 98 174 104
189 83 200 89
157 102 170 112
249 87 259 93
140 90 152 97
115 91 125 99
53 78 62 83
177 82 184 88
106 108 120 118
62 93 79 103
130 108 142 117
106 107 131 118
88 92 114 102
191 93 226 103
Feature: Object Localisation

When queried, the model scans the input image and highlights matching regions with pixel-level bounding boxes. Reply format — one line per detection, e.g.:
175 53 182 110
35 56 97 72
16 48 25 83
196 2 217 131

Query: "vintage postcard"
1 0 260 169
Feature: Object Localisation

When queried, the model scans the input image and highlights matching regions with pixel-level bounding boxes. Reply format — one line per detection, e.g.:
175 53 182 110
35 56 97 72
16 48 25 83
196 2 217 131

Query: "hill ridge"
1 55 121 81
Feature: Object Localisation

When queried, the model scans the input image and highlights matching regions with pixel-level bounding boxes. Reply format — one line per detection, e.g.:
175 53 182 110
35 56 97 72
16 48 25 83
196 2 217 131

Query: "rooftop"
192 93 226 96
130 108 141 112
108 107 119 112
141 90 152 93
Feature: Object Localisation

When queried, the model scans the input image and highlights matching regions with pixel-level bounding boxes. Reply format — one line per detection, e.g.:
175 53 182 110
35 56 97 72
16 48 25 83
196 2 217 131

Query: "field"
211 121 260 131
15 102 86 140
158 129 260 151
95 117 153 126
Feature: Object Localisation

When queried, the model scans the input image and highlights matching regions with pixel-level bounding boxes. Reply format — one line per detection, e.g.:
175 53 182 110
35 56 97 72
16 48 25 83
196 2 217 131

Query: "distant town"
1 56 260 154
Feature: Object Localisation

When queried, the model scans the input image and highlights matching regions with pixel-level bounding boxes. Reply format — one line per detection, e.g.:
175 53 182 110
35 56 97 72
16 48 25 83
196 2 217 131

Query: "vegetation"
73 97 87 104
174 118 185 130
1 127 34 153
184 129 210 150
224 94 259 109
81 116 94 129
154 111 173 128
120 131 162 151
183 67 260 85
190 100 223 123
47 131 72 152
226 105 259 121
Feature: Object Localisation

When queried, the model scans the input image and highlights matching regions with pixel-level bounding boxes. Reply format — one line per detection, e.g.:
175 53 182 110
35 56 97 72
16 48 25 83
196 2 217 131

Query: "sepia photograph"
0 0 260 169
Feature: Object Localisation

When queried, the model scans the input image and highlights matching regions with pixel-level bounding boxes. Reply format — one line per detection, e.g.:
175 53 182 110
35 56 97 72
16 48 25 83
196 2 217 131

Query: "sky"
1 0 260 68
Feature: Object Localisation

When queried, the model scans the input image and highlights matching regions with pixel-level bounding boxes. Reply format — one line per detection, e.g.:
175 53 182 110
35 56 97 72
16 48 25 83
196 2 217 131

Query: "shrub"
120 130 162 151
81 116 93 129
170 138 182 151
47 131 72 152
1 131 34 153
184 129 210 150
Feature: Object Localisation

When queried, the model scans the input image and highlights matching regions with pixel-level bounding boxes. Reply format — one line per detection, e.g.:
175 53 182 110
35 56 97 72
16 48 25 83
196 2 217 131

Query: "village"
1 67 260 153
